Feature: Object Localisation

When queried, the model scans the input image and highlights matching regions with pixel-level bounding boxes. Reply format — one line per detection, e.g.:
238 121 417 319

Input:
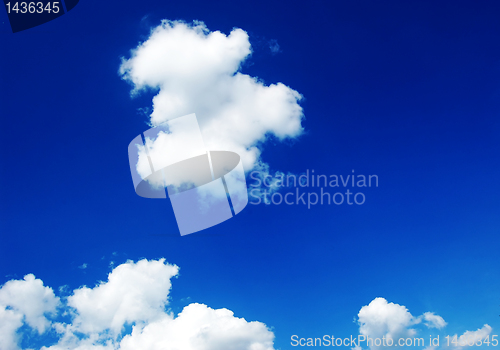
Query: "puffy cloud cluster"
448 325 493 350
120 303 274 350
0 259 276 350
1 274 494 350
120 20 304 179
355 298 490 350
0 274 59 350
421 312 447 330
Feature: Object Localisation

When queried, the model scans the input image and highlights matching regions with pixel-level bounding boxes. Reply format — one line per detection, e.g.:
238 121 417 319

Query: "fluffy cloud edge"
120 20 305 199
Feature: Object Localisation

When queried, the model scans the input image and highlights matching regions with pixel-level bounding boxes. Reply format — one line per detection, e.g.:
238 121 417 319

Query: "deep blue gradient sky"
1 1 500 348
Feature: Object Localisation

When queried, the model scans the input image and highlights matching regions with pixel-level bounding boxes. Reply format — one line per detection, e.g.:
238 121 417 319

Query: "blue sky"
1 1 500 349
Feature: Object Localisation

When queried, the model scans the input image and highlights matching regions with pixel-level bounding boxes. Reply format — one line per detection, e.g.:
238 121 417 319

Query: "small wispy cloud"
269 39 280 54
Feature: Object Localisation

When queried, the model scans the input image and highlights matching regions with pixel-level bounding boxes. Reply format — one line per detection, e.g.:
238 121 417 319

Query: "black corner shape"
64 0 78 12
4 0 79 33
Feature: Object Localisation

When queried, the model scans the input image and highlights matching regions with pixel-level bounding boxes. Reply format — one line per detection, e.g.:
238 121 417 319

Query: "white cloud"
421 312 447 330
0 274 59 350
0 273 494 350
0 274 59 334
357 297 419 350
448 325 492 349
67 258 178 335
355 298 494 350
0 259 276 350
120 20 304 180
269 39 280 54
0 307 23 350
461 325 492 342
120 303 275 350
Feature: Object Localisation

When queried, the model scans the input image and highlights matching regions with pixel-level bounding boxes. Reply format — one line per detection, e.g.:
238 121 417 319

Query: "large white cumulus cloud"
67 258 178 335
120 303 275 350
120 20 304 174
0 259 276 350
